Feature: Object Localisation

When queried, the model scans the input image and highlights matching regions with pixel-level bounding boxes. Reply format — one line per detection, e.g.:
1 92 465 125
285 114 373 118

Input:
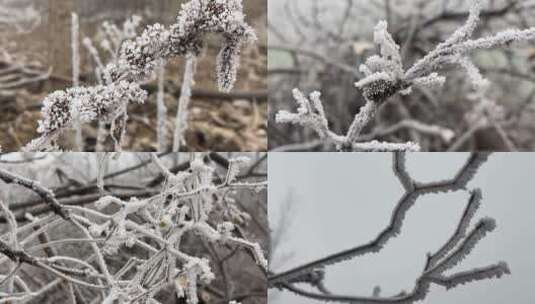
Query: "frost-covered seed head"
37 82 147 136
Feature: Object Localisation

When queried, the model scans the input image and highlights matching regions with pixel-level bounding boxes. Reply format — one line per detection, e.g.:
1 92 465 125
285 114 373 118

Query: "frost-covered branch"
0 168 71 220
275 89 419 151
0 153 267 303
24 0 256 151
269 152 509 303
275 0 535 151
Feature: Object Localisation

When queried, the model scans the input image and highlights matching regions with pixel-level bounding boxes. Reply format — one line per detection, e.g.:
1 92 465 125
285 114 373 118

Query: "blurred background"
0 0 267 151
268 0 535 151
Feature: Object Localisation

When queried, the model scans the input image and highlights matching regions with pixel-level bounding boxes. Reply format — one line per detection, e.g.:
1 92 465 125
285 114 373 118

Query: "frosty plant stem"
173 55 197 152
24 0 256 151
83 16 141 152
269 152 510 303
276 0 535 151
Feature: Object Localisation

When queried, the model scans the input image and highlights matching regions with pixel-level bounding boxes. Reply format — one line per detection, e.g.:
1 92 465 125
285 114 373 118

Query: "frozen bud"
37 82 147 136
216 39 241 92
121 23 172 78
37 91 72 134
361 78 406 104
169 0 256 91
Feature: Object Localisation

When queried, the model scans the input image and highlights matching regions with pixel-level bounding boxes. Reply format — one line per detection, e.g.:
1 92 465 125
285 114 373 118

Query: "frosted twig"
269 152 508 303
276 89 419 151
173 56 197 152
276 0 534 151
24 0 256 152
0 153 267 303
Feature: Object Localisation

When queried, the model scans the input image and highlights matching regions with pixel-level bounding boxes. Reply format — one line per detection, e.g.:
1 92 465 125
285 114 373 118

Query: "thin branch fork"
269 152 508 303
0 153 267 303
269 152 489 286
0 168 70 220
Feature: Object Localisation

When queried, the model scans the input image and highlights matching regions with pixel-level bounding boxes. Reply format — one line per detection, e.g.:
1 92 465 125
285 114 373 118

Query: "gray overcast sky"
269 153 535 304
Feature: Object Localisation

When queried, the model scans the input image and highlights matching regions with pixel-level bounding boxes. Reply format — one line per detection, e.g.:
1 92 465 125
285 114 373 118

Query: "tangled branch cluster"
269 152 510 303
275 0 535 151
0 153 267 304
25 0 256 152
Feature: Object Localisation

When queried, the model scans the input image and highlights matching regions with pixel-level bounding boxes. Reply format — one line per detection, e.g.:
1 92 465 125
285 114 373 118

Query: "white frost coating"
435 262 510 290
217 35 242 92
276 89 418 151
25 0 256 151
173 56 197 152
0 153 267 303
411 73 446 89
117 0 256 86
225 156 250 184
40 83 145 133
442 0 482 46
428 189 482 268
96 152 110 191
374 21 403 77
351 140 420 152
345 101 377 143
275 89 332 140
24 82 146 151
458 57 505 128
269 153 509 303
429 217 496 275
276 0 535 151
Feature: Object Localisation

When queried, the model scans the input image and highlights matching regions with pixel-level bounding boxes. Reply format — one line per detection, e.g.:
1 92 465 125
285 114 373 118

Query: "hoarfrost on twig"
276 0 535 151
25 0 256 151
0 153 267 303
269 152 509 303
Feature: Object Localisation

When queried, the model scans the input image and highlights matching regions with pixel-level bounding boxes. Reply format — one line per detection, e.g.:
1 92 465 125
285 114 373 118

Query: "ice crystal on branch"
276 89 420 151
25 82 146 151
276 0 535 151
355 20 450 103
269 153 509 303
116 0 256 92
119 23 172 80
0 153 267 303
26 0 256 151
276 89 332 141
